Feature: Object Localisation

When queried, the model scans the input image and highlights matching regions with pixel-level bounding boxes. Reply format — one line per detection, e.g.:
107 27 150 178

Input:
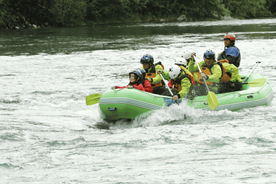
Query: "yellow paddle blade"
248 78 266 87
86 93 101 106
207 91 219 110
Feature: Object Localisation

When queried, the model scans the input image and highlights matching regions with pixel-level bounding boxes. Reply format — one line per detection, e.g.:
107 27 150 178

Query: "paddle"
159 73 179 104
86 93 101 106
241 78 266 87
243 61 261 83
194 57 219 110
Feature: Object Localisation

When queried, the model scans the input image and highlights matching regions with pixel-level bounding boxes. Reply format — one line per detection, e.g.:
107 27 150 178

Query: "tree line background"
0 0 276 29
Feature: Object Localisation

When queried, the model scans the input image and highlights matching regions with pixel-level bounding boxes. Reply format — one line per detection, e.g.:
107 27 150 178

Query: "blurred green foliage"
0 0 275 29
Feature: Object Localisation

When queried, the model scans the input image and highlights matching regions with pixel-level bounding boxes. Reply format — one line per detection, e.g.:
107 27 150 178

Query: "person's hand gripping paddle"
194 57 219 110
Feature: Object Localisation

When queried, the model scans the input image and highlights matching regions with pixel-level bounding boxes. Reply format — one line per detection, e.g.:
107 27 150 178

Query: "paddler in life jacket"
180 50 199 82
217 59 242 93
157 65 192 101
137 68 153 93
111 69 145 91
188 50 222 96
140 54 168 95
217 33 241 68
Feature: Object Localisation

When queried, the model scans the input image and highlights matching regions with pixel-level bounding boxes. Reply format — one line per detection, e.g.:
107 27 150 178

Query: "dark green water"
1 18 276 56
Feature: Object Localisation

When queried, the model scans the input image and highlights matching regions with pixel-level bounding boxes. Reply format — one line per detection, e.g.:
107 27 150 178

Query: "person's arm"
151 65 164 83
188 59 204 72
144 80 153 93
178 78 191 98
160 70 171 81
133 83 145 91
208 65 222 84
225 63 237 82
224 63 242 83
187 58 196 72
114 86 127 89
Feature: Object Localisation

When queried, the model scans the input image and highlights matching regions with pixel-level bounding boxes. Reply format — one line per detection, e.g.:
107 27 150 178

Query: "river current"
1 18 276 183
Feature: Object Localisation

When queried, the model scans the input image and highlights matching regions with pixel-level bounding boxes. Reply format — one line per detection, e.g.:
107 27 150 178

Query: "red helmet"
223 33 236 41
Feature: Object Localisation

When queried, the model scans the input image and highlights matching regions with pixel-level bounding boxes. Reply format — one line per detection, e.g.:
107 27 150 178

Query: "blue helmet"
140 54 154 64
203 50 216 60
129 69 143 80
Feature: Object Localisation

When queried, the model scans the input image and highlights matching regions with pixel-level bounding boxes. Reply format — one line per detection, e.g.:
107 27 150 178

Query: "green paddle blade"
248 78 266 87
86 93 101 106
207 91 219 110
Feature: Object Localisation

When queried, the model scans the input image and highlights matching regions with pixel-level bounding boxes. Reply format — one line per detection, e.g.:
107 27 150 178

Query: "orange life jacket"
217 59 231 83
145 62 164 88
197 66 213 86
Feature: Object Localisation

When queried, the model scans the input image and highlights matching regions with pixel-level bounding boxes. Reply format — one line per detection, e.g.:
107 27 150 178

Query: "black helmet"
137 68 146 79
129 69 143 80
140 54 154 64
203 50 216 60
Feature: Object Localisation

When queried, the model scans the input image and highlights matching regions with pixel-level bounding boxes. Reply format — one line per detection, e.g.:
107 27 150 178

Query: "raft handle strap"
108 107 117 111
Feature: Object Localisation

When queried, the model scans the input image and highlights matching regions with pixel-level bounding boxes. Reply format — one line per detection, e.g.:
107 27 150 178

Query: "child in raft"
111 69 145 91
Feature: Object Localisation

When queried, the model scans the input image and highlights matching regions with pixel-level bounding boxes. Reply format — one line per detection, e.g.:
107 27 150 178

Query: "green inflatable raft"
98 74 273 121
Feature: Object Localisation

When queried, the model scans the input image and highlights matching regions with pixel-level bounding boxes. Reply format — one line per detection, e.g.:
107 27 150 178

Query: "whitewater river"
1 18 276 183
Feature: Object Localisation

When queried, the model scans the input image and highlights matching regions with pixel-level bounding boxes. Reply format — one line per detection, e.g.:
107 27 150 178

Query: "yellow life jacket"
171 66 195 92
179 66 195 84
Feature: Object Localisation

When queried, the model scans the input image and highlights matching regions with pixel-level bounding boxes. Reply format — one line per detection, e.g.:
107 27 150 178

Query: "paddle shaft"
193 56 219 110
159 73 174 96
194 57 210 92
244 61 261 83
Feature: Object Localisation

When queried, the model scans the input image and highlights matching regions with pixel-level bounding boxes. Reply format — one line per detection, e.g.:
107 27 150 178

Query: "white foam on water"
1 19 276 183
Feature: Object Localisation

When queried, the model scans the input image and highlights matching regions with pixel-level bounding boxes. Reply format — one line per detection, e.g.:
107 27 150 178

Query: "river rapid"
1 18 276 183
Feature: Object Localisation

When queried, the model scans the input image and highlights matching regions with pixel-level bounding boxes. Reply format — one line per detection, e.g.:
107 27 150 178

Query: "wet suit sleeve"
161 70 170 81
178 78 191 98
188 59 204 73
223 63 242 83
152 65 164 83
115 86 127 89
208 65 222 84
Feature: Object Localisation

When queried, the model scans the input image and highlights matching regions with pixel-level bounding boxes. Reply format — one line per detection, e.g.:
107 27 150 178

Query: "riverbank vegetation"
1 0 276 29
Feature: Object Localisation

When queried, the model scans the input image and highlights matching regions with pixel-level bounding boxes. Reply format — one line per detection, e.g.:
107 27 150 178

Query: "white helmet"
169 65 181 79
174 60 187 66
182 50 195 60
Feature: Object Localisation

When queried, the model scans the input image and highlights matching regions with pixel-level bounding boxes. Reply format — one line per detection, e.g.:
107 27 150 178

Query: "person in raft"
177 50 199 83
188 50 222 96
217 33 241 68
140 54 167 95
137 68 153 93
216 59 243 93
111 69 144 91
157 65 193 101
185 50 242 93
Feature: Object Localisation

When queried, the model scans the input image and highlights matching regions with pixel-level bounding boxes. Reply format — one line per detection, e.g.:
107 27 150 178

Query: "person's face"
143 63 150 70
129 73 137 83
204 58 214 66
224 39 231 47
